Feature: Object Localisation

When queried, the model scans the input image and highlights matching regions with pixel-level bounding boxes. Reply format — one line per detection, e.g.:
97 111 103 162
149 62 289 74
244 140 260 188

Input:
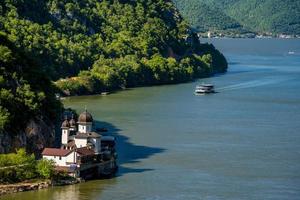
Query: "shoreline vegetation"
173 0 300 38
0 178 80 196
0 0 227 99
0 0 227 193
198 32 300 39
55 44 227 97
0 180 51 196
0 149 80 196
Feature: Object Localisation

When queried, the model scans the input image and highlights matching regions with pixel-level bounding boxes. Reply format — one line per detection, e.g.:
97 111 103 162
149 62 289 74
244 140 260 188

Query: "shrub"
36 159 55 179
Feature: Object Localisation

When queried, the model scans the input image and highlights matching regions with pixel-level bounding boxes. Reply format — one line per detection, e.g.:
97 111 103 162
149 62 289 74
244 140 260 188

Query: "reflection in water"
52 185 81 200
2 171 118 200
2 120 165 200
2 38 300 200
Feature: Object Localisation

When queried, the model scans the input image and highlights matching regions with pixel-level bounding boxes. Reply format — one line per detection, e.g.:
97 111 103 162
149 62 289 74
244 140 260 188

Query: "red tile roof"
42 148 72 156
76 147 95 156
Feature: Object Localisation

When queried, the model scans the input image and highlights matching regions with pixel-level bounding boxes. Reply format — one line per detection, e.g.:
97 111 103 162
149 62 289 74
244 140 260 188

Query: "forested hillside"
173 0 300 35
0 0 227 153
0 32 61 154
0 32 61 133
0 0 227 96
173 0 244 33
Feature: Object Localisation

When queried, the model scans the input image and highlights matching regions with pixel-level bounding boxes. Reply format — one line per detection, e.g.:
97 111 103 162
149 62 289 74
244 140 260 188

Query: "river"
3 38 300 200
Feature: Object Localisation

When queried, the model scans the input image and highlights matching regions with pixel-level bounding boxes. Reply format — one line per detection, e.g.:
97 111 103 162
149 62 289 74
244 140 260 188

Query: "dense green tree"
173 0 300 35
173 0 243 33
0 32 62 133
0 149 37 183
0 0 227 96
0 149 56 183
36 159 55 179
0 0 228 141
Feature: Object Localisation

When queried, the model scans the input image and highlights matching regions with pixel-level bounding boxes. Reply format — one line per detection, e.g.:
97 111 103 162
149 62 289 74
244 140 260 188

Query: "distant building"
207 31 211 38
42 110 117 178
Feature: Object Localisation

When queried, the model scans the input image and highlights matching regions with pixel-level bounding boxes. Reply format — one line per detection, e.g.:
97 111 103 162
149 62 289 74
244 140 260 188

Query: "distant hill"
172 0 243 32
173 0 300 35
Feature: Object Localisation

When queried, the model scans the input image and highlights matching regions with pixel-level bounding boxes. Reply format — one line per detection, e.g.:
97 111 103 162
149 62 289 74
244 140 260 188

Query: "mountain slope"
0 32 62 154
173 0 244 33
224 0 300 35
174 0 300 35
0 0 227 153
0 0 227 96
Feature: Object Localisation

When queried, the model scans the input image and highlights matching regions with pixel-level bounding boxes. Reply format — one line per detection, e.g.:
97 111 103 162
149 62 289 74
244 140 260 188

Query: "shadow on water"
0 120 166 200
94 120 165 177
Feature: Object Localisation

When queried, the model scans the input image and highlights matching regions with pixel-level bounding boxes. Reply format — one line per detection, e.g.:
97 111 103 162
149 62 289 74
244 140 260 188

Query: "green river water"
2 38 300 200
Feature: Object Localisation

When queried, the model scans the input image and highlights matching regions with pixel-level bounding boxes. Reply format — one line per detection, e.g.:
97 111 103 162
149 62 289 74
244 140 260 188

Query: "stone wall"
0 181 51 196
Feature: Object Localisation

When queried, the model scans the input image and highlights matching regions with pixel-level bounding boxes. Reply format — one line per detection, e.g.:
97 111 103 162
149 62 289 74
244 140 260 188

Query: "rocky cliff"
0 32 62 156
0 117 56 156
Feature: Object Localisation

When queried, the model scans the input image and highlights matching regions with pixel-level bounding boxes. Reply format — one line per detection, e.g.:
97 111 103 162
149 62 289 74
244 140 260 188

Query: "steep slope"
173 0 243 33
174 0 300 35
223 0 300 35
0 32 62 154
0 0 227 153
0 0 227 95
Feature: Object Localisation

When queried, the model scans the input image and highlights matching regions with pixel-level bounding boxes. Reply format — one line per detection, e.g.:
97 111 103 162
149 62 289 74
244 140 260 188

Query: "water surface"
3 38 300 200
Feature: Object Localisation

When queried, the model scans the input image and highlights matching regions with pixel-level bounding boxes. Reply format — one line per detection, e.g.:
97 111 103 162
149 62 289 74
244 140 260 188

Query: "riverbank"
0 179 80 196
198 31 300 39
55 43 228 97
56 68 228 97
0 180 51 196
2 37 299 200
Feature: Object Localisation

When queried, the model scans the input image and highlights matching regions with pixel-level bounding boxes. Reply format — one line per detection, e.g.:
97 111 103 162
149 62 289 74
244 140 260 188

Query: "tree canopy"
0 32 62 134
173 0 300 35
0 0 227 140
0 149 55 183
0 0 227 97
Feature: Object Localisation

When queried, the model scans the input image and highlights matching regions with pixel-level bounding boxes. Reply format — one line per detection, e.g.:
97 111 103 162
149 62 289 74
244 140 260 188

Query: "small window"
59 156 62 160
54 156 56 159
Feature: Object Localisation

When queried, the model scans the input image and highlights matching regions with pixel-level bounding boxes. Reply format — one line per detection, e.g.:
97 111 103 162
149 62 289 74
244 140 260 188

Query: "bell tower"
77 109 93 133
69 114 77 132
61 117 70 145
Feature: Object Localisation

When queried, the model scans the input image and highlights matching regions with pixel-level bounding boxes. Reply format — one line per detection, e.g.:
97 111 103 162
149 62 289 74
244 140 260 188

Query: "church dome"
61 119 70 128
69 115 76 127
78 110 93 123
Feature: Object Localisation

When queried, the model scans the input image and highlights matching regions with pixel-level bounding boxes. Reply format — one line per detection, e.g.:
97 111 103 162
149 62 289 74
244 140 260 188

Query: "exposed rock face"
0 179 80 196
0 117 55 157
0 180 51 196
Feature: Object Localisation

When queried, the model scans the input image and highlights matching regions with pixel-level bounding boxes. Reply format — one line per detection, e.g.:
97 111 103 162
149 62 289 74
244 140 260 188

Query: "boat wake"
217 77 291 91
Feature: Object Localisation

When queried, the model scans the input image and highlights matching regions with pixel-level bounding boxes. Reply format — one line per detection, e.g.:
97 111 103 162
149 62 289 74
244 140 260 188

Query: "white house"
42 110 104 176
42 148 76 167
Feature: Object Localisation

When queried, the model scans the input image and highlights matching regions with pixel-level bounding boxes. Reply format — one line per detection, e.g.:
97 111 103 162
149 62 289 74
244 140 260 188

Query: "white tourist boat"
195 84 215 94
